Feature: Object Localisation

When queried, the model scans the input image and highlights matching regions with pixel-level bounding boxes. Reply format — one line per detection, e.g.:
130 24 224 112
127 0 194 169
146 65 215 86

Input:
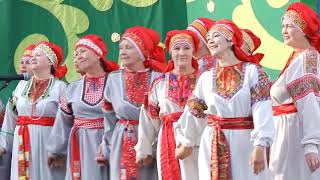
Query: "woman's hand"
95 144 108 166
0 148 6 158
250 146 265 175
305 152 320 173
47 154 65 168
175 145 193 160
136 155 154 167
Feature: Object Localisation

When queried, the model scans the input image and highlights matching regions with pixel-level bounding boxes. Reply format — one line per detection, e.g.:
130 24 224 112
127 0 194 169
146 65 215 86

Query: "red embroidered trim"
166 72 198 107
147 101 160 120
124 70 149 107
251 68 272 105
118 119 139 180
187 96 207 118
71 118 104 180
101 97 113 112
198 54 215 74
207 115 254 180
287 74 320 101
83 76 106 106
214 63 245 100
60 96 73 115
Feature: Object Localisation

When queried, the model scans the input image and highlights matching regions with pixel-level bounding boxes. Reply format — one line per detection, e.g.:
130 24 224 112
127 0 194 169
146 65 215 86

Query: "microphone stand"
0 80 11 92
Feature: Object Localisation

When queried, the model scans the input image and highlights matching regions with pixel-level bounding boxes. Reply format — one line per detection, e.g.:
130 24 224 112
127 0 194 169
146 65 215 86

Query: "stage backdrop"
0 0 317 102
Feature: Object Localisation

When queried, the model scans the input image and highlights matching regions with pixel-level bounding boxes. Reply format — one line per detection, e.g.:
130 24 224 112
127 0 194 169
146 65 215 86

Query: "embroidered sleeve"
304 49 319 75
147 101 160 120
102 97 114 113
250 68 272 105
59 96 72 115
8 95 18 116
186 96 207 118
287 74 320 101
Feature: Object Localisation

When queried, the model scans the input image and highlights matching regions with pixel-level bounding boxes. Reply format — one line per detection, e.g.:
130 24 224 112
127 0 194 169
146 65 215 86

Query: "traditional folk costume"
174 20 274 180
187 17 215 74
101 26 166 180
0 41 68 180
135 30 200 180
269 3 320 180
47 34 119 180
0 44 36 180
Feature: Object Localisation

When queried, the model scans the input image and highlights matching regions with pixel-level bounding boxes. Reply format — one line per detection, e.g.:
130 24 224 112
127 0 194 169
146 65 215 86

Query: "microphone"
0 73 32 81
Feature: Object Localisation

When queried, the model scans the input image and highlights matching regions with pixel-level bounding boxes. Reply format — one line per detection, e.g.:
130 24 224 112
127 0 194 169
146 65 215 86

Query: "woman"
19 44 36 75
98 26 166 180
0 44 37 180
269 2 320 180
174 19 274 180
135 30 200 180
0 41 68 180
187 18 215 74
47 34 119 180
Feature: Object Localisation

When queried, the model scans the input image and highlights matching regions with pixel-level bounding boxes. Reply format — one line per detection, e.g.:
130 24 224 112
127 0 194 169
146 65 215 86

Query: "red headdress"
122 26 167 72
164 30 200 72
76 34 119 73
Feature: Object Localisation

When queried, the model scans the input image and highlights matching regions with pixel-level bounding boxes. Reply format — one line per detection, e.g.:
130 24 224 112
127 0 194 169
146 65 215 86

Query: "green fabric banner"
0 0 188 102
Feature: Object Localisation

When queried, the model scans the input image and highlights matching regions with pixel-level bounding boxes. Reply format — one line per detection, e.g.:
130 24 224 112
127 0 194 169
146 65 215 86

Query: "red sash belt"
160 112 183 180
118 119 139 180
207 114 254 180
272 103 297 116
17 116 55 180
71 117 104 180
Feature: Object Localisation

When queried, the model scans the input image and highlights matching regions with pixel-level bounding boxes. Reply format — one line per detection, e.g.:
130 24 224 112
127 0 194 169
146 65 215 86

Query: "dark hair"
50 65 55 75
99 59 108 72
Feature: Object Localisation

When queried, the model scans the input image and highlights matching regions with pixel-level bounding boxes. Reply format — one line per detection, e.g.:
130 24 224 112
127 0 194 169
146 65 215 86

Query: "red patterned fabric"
214 62 245 99
83 75 106 106
287 74 320 101
250 68 272 105
198 54 215 74
160 112 183 180
118 119 139 180
187 17 215 44
207 114 254 180
165 72 198 107
272 103 298 116
70 118 104 180
241 29 264 62
17 116 55 180
147 101 160 120
101 97 113 112
124 70 149 106
59 96 73 115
